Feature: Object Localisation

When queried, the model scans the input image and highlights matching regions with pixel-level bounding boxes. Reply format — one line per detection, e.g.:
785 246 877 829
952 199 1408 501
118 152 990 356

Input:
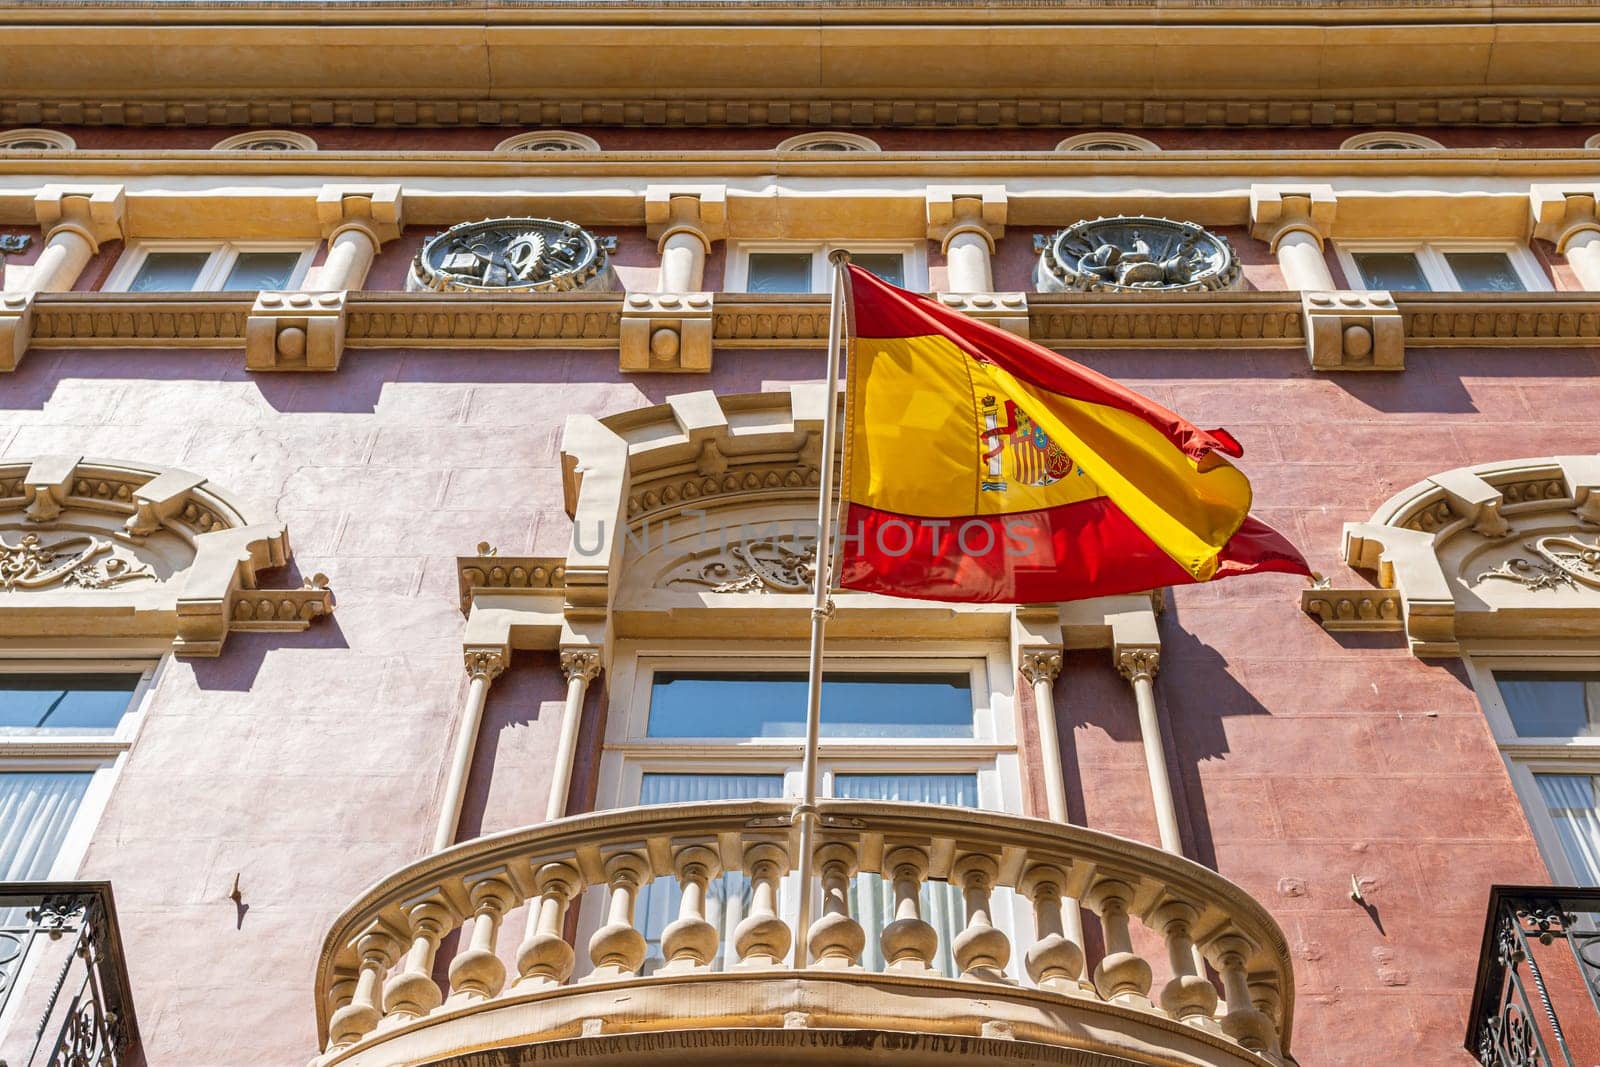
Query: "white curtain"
635 773 785 973
0 772 93 880
1536 774 1600 885
834 773 978 976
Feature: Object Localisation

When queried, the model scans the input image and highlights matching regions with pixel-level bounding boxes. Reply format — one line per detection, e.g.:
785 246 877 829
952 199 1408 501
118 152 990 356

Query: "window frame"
104 240 316 294
1335 238 1550 294
1466 652 1600 885
726 240 928 295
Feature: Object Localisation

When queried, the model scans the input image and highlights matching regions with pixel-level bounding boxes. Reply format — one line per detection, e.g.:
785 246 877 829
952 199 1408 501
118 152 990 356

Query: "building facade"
1 3 1599 1065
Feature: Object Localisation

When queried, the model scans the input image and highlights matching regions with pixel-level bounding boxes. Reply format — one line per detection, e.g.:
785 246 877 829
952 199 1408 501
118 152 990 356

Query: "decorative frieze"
457 552 566 612
1028 293 1304 347
1300 586 1404 630
228 574 333 630
625 464 820 522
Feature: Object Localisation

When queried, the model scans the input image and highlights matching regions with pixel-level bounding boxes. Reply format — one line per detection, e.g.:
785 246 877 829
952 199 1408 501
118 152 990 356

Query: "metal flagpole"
791 250 851 969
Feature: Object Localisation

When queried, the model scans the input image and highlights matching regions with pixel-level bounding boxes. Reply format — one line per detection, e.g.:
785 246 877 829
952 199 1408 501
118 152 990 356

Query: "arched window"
775 131 881 153
495 130 601 153
1054 132 1160 152
212 130 318 151
1340 131 1444 151
1585 133 1600 150
0 128 74 151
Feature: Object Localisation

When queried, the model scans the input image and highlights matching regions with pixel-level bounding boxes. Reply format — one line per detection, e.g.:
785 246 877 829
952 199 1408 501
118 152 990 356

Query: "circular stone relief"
408 218 618 293
1034 216 1240 293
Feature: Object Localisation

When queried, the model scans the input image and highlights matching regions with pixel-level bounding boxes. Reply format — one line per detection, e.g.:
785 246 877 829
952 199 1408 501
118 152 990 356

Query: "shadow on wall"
453 650 567 842
187 615 350 693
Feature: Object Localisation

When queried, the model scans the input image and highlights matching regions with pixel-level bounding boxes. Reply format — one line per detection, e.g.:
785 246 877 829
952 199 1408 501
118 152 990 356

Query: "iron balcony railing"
1468 885 1600 1067
0 882 139 1067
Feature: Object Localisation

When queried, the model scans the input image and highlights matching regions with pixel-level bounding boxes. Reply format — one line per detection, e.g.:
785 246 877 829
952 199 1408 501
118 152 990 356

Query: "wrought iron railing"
0 883 139 1067
1468 885 1600 1067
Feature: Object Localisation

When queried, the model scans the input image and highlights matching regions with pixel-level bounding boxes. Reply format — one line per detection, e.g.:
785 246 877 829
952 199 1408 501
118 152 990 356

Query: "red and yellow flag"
838 265 1310 603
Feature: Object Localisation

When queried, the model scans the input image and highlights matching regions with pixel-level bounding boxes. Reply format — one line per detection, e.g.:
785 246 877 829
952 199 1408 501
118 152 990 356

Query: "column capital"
1249 184 1336 250
316 184 404 245
1019 648 1064 685
34 184 126 251
464 646 508 683
1530 184 1600 252
560 647 602 683
926 185 1006 251
1115 646 1161 683
645 184 727 247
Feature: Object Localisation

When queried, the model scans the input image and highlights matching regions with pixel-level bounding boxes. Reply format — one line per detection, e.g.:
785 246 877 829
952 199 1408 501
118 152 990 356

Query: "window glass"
832 772 978 807
127 251 210 292
1497 672 1600 737
0 674 140 736
221 251 302 291
1535 773 1600 885
0 771 94 879
638 772 784 806
1445 252 1527 292
745 252 814 293
1352 252 1431 291
647 672 974 739
847 252 906 287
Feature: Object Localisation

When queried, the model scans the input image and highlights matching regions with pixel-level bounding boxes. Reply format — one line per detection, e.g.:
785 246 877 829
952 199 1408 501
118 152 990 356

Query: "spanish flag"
838 265 1310 603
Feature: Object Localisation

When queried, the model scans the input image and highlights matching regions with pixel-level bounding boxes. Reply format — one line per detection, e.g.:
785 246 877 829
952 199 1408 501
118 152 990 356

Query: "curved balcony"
312 801 1296 1067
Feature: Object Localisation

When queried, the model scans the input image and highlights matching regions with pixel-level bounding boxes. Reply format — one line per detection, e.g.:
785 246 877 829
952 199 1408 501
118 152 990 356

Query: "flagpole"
791 250 850 970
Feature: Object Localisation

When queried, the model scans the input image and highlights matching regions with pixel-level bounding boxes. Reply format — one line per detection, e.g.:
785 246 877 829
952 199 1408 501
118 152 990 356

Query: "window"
731 243 925 293
211 130 317 151
0 128 74 151
592 649 1021 977
775 132 880 153
1340 131 1444 151
495 130 601 152
1471 661 1600 886
1337 241 1548 293
106 242 315 293
1055 132 1159 152
0 668 150 881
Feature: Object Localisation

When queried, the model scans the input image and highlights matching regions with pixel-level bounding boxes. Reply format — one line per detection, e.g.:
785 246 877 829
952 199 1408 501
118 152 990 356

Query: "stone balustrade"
312 800 1296 1067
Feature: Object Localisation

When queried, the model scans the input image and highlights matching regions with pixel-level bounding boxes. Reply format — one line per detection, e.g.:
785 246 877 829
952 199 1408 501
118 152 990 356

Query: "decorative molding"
1115 647 1161 683
1018 649 1063 684
626 464 820 523
457 551 566 613
34 183 124 249
935 293 1029 338
1300 586 1403 630
463 647 508 683
559 647 602 683
1249 184 1336 250
662 538 817 594
1027 292 1303 348
1473 534 1600 592
228 574 333 630
347 296 621 347
0 531 155 591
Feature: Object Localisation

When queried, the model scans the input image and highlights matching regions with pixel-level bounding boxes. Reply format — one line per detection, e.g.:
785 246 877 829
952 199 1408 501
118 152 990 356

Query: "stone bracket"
122 468 209 540
316 183 404 244
644 185 728 244
926 185 1007 247
935 292 1029 338
227 574 334 632
620 292 714 373
1249 184 1337 248
247 291 348 371
0 291 34 372
22 454 81 523
34 184 126 249
1530 184 1600 251
1301 586 1403 631
1302 290 1403 371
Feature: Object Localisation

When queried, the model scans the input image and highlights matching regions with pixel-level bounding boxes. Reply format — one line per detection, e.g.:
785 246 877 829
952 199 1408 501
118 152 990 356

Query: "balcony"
0 882 140 1067
313 801 1296 1067
1467 885 1600 1066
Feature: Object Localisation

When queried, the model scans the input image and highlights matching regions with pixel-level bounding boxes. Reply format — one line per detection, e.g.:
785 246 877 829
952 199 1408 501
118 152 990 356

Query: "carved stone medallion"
664 538 817 594
0 531 156 591
408 218 619 293
1033 216 1240 293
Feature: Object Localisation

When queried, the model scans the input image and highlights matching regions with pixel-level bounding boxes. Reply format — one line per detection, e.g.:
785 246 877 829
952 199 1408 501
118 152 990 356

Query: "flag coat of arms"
837 265 1310 603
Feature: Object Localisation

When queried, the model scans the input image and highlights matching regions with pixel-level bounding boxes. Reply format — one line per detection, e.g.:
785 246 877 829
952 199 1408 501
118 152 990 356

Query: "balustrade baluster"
951 854 1011 981
879 846 938 974
1248 978 1288 1065
326 931 396 1050
1019 864 1093 997
661 844 722 973
515 862 580 989
1153 900 1220 1028
807 842 865 970
382 898 451 1023
733 842 791 969
586 851 650 981
448 875 517 1002
1085 878 1153 1009
1205 933 1277 1054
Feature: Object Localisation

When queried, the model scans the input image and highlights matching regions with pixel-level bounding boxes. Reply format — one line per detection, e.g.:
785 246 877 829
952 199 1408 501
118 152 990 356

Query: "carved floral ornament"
1302 455 1600 657
0 455 333 656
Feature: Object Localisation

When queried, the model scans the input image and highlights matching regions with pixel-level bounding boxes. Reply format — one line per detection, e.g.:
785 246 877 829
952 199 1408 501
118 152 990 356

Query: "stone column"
546 648 602 822
306 184 403 291
432 647 506 853
27 185 126 293
1117 647 1183 855
1249 185 1337 291
927 188 1005 293
1532 187 1600 290
645 185 727 293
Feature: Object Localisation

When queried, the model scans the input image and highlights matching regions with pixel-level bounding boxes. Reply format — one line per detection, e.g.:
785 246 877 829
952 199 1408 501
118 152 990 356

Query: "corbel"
22 454 80 523
644 185 727 247
246 290 348 371
33 183 126 249
1315 523 1455 654
0 290 34 372
174 523 335 656
121 467 208 540
1427 467 1511 539
1530 184 1600 252
458 544 567 652
1557 454 1600 526
1248 184 1336 252
1301 290 1404 371
315 183 404 247
619 291 714 372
